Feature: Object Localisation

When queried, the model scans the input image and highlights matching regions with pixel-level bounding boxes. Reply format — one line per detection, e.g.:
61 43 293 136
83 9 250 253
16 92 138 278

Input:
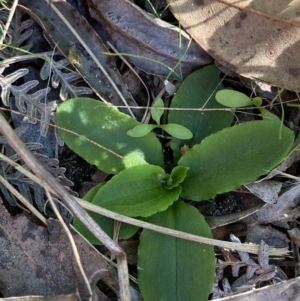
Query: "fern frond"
0 136 75 218
0 68 29 105
0 9 33 59
40 58 92 100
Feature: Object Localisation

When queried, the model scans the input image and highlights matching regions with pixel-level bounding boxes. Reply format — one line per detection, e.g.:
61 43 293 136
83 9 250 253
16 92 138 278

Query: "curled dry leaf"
18 0 141 118
244 180 282 204
88 0 212 79
244 184 300 229
168 0 300 91
212 277 300 301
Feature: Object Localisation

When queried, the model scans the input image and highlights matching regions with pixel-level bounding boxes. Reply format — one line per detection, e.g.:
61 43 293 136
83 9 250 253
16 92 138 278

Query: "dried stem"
0 113 131 301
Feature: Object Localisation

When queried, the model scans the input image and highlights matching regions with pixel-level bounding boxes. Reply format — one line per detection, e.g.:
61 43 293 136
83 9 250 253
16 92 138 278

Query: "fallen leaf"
88 0 212 79
18 0 141 118
0 202 117 300
168 0 300 92
205 192 265 229
244 180 282 204
243 184 300 229
212 276 300 301
287 227 300 247
257 240 271 271
246 225 290 248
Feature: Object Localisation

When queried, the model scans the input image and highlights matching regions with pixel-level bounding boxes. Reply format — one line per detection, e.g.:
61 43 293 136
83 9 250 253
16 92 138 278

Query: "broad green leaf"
168 66 233 159
73 182 106 245
93 165 181 217
166 166 189 189
151 98 164 125
138 201 215 301
73 182 138 244
160 123 193 139
215 90 253 107
56 98 164 174
126 124 157 137
179 120 294 200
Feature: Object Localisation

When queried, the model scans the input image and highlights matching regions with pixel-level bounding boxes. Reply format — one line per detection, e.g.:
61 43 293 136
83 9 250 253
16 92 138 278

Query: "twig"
0 0 18 48
0 151 289 257
45 189 92 300
106 41 151 124
0 174 47 225
0 113 131 301
45 0 135 120
76 198 289 257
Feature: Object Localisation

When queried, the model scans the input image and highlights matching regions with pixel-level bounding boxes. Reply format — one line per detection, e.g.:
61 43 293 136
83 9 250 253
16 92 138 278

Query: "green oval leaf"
56 98 164 174
138 201 215 301
126 124 157 137
215 90 253 107
168 66 233 159
160 123 193 139
151 98 165 125
93 165 181 217
179 120 294 200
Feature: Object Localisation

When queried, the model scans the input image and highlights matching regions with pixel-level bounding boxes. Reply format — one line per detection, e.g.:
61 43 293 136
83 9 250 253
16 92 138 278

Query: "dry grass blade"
0 150 288 257
0 173 46 225
0 113 131 301
0 0 18 48
45 189 92 300
44 0 136 120
77 199 288 256
106 41 151 124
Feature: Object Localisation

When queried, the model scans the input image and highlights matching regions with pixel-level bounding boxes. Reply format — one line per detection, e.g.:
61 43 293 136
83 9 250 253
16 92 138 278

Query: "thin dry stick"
0 151 288 257
0 114 131 301
106 41 151 124
0 0 18 48
0 174 47 225
0 149 290 257
45 189 92 300
76 198 288 257
0 103 282 122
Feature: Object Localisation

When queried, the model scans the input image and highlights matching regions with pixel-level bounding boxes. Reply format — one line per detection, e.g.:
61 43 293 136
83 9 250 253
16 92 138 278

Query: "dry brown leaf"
246 225 290 248
213 276 300 301
205 192 265 229
244 181 282 204
243 184 300 229
88 0 212 79
168 0 300 91
287 227 300 247
0 202 117 300
18 0 141 118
